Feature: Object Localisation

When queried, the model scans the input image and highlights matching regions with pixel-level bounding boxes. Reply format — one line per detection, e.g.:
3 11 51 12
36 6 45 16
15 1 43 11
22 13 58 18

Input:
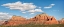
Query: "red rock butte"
3 13 64 26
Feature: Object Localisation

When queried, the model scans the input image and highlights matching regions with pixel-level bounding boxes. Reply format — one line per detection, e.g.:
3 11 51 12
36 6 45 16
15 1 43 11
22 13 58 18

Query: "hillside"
2 13 64 26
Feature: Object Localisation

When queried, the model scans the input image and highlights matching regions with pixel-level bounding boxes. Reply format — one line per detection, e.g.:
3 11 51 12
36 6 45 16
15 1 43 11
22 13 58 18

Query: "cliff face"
3 16 27 26
3 13 59 26
29 13 59 24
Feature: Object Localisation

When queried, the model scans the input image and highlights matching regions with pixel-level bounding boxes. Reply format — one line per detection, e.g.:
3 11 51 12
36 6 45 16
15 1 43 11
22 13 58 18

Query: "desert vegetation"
0 24 64 27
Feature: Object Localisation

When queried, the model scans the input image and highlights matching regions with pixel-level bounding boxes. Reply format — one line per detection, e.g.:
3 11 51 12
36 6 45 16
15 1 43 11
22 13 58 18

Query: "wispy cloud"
44 4 55 9
50 10 60 12
30 13 34 14
0 12 12 21
22 12 26 13
51 4 55 6
1 1 43 14
28 9 43 13
52 10 59 11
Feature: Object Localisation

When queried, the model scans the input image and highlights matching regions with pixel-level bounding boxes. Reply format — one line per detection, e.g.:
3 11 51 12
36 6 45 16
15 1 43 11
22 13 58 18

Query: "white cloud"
0 12 12 21
28 10 35 13
50 10 59 12
39 7 41 8
22 12 26 13
44 4 55 9
28 9 43 13
51 4 55 6
31 13 34 14
0 12 9 14
44 6 52 9
1 1 43 14
35 9 43 12
1 1 36 11
53 10 59 11
28 9 43 14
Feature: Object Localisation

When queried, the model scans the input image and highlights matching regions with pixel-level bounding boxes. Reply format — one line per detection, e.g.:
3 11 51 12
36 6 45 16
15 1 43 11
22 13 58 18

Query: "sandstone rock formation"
59 18 64 24
29 13 59 25
0 20 5 25
3 13 59 26
3 16 28 26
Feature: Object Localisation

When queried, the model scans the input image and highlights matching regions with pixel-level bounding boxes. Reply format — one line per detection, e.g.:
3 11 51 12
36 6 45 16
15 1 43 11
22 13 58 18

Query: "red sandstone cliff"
3 13 60 26
3 16 28 26
29 13 59 25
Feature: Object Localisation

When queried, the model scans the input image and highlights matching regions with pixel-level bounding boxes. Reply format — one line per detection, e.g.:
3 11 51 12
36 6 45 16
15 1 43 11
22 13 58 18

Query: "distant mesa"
2 13 64 26
0 20 5 25
59 18 64 24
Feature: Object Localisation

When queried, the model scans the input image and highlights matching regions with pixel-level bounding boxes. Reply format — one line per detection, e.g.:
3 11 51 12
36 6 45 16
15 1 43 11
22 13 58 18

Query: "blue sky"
0 0 64 20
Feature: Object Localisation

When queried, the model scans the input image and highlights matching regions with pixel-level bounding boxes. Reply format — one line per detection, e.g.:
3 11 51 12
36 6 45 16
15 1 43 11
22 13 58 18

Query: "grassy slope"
0 24 64 27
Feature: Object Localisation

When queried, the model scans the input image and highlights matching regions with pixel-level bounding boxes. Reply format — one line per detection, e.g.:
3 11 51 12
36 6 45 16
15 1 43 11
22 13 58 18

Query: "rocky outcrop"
3 16 28 26
0 20 5 25
3 13 59 26
29 13 59 25
59 18 64 24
